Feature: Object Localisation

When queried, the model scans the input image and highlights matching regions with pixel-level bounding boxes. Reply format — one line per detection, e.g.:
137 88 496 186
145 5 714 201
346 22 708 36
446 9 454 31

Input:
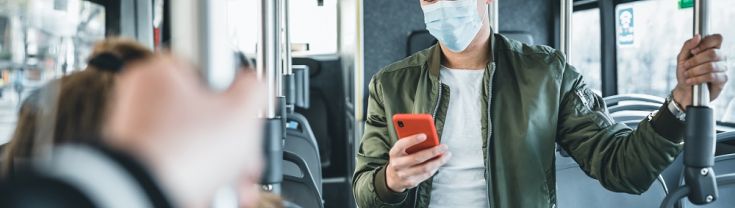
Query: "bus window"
0 0 105 144
571 8 601 94
71 1 106 70
616 0 692 100
710 0 735 123
228 0 338 56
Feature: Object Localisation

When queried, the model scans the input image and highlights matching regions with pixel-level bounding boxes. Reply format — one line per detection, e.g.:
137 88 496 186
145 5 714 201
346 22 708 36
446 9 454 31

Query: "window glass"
228 0 338 56
570 8 601 94
616 1 692 101
0 0 105 144
710 0 735 123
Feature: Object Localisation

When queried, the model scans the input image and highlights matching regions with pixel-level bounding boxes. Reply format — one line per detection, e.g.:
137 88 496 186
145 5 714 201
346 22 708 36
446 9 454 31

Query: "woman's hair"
1 38 153 176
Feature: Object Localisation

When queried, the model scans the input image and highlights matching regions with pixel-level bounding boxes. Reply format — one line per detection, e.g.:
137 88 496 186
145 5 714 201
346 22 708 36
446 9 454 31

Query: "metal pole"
560 0 572 58
692 0 710 107
488 0 499 31
170 0 235 91
282 0 296 110
259 0 281 118
259 0 284 194
283 0 293 75
682 0 718 205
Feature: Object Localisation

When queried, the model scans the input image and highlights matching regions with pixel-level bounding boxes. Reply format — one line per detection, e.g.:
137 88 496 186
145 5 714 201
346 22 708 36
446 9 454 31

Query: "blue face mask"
422 0 486 52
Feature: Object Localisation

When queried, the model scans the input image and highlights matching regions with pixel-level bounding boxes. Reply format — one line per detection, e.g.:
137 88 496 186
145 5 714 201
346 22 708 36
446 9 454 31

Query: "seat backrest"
406 30 437 58
285 113 322 194
607 103 662 114
603 94 665 106
556 152 669 208
293 57 348 180
282 151 323 208
683 154 735 208
405 30 536 57
603 94 664 128
718 131 735 143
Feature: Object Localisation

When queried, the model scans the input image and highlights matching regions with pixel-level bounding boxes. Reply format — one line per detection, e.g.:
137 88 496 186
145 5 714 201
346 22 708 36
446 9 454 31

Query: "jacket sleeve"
352 76 409 207
556 62 685 194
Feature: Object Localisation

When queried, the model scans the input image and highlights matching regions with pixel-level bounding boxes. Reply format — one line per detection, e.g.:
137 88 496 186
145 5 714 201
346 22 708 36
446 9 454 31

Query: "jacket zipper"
414 80 443 208
432 81 444 119
486 63 496 207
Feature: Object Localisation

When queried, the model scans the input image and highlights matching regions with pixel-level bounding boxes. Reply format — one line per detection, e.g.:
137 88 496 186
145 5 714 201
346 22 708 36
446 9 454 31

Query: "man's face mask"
422 0 487 52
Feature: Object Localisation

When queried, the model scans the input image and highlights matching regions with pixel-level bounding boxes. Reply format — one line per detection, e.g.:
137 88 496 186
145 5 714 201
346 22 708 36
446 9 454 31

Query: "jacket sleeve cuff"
374 165 408 204
650 102 685 143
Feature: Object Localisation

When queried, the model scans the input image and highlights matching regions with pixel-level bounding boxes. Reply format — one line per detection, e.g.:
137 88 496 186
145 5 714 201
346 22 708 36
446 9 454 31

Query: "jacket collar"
426 28 497 80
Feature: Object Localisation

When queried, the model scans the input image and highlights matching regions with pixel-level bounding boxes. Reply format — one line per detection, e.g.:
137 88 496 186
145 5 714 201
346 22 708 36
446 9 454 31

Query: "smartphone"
392 114 440 154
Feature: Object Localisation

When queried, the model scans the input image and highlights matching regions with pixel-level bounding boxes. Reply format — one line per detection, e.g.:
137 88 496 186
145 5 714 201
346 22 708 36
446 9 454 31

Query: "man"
352 0 729 207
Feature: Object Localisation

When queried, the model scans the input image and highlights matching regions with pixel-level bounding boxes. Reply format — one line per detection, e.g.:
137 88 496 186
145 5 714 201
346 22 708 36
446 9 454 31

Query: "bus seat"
406 30 437 58
604 94 664 129
682 154 735 208
716 131 735 159
608 103 661 114
293 57 349 179
603 94 665 106
609 111 650 124
282 151 323 208
406 30 535 57
292 57 351 207
718 131 735 143
661 132 735 208
556 151 669 208
285 113 322 194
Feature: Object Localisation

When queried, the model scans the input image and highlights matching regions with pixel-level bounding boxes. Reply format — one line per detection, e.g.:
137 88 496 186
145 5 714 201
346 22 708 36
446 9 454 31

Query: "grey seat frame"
284 113 322 195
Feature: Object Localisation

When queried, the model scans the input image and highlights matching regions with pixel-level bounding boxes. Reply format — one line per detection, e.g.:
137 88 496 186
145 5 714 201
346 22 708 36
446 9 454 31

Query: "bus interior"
0 0 733 207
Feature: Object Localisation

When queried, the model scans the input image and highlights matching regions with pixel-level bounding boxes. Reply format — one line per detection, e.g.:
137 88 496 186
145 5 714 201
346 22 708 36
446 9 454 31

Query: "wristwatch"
666 94 687 122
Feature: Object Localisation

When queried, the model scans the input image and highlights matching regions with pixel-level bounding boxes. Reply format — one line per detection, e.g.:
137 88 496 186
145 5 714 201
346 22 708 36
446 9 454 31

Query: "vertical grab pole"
282 0 296 113
259 0 284 194
692 0 711 107
683 0 718 205
170 0 235 90
559 0 572 58
488 0 499 32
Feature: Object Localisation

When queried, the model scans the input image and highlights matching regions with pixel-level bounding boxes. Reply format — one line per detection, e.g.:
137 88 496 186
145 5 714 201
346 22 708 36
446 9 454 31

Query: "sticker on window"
617 7 635 47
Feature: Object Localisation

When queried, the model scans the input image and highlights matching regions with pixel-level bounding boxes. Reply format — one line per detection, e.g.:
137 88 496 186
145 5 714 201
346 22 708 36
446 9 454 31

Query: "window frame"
566 0 734 124
85 0 121 36
570 0 680 98
569 0 616 96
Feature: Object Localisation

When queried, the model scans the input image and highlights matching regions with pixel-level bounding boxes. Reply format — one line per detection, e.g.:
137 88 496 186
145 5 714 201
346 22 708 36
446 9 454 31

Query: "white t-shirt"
429 66 489 207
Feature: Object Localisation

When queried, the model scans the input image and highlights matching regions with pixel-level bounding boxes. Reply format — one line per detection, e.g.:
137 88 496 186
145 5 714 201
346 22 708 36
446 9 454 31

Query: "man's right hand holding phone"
385 134 452 192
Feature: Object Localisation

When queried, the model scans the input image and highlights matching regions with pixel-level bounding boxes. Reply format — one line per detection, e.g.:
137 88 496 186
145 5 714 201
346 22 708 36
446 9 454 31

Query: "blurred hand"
104 55 267 207
673 34 729 109
385 134 451 192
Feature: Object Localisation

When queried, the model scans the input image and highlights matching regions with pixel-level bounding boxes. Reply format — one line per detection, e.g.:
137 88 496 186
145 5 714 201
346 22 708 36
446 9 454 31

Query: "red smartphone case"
392 114 440 154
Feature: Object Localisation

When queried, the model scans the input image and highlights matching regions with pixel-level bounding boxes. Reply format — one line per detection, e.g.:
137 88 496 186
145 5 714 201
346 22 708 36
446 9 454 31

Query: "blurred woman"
0 38 153 176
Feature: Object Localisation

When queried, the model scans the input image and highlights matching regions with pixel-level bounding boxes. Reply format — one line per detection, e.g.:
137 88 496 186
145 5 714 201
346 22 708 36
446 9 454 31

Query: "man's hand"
385 134 452 192
673 34 729 109
105 55 267 207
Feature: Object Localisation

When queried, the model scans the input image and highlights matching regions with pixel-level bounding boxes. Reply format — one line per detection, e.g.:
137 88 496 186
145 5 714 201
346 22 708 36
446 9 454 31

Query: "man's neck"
441 29 492 70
